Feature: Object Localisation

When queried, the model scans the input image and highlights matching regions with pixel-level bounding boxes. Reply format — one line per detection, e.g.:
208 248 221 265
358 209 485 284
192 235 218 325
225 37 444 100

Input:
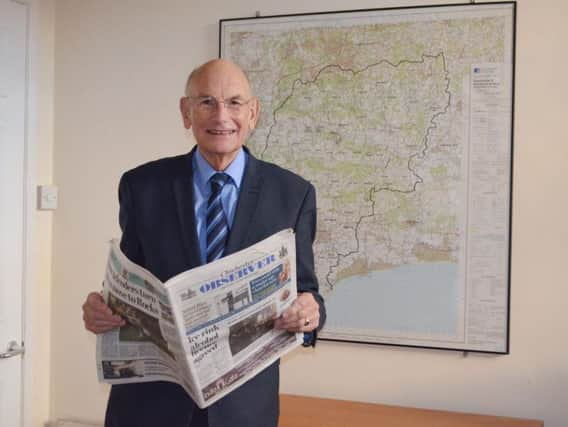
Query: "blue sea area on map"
325 262 459 336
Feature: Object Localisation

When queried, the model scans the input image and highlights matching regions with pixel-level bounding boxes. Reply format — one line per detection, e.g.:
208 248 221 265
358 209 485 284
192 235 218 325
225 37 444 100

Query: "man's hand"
82 292 125 334
274 292 320 333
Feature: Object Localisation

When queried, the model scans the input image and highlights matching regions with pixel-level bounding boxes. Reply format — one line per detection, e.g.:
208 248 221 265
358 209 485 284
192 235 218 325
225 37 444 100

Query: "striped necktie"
206 173 229 263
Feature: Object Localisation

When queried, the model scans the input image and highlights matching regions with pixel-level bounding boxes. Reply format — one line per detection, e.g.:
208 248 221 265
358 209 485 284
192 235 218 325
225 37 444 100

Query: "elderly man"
82 59 326 427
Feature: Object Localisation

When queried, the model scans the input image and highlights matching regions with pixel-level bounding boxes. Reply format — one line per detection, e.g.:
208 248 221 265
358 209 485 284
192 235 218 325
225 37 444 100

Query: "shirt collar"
194 147 246 188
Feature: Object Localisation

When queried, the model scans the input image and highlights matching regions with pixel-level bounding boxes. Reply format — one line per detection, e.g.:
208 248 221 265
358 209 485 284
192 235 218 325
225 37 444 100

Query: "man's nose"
211 100 231 118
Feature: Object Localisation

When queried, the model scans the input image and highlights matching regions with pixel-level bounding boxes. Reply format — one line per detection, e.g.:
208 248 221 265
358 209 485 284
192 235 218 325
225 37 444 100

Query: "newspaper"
96 229 302 408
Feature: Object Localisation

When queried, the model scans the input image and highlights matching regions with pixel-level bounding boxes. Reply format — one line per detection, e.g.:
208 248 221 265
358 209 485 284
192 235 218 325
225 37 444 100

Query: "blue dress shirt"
192 148 247 265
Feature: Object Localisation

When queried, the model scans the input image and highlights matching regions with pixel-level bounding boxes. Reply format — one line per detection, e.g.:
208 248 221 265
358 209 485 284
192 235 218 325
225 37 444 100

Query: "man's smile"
207 129 236 135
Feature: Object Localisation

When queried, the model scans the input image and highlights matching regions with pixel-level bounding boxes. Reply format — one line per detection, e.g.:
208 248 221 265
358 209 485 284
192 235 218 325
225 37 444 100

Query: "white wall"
49 0 568 426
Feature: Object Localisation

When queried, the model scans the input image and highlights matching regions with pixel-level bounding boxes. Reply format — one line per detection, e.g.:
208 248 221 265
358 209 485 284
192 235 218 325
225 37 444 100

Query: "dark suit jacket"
105 147 325 427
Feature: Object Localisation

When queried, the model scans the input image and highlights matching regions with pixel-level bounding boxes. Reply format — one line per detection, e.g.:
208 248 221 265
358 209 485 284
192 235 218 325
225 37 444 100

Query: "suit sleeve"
294 183 326 333
118 172 145 266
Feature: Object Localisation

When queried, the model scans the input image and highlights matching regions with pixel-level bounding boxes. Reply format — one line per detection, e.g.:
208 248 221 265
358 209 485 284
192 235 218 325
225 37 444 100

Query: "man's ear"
180 97 192 129
248 97 260 131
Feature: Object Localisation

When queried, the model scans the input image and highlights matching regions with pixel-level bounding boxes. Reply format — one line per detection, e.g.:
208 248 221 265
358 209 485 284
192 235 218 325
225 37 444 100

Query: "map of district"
221 4 514 352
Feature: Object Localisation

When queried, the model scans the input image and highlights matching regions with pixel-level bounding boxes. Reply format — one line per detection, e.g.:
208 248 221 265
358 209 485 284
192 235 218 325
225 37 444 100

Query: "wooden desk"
279 395 543 427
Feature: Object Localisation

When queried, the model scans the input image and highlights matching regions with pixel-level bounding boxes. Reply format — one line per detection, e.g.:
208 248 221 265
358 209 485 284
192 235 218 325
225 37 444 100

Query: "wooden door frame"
15 0 51 426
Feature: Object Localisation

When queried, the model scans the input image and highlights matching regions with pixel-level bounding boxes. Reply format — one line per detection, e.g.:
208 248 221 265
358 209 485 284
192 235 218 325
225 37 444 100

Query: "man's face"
180 60 259 170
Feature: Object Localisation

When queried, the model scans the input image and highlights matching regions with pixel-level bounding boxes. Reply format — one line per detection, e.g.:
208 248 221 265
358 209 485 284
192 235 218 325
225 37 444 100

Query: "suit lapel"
225 151 263 255
172 149 202 269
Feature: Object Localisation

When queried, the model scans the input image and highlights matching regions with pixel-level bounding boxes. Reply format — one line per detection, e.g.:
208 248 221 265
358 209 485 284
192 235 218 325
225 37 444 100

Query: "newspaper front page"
96 229 302 408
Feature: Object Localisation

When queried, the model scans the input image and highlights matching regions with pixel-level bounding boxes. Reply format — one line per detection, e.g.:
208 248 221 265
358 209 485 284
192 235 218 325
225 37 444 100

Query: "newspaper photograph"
96 228 302 408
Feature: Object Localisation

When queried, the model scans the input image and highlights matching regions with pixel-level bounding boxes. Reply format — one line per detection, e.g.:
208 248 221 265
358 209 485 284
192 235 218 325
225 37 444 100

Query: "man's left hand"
274 292 320 333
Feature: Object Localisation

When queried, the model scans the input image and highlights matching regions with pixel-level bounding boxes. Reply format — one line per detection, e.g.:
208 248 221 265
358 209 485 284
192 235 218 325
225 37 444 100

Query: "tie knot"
210 173 228 191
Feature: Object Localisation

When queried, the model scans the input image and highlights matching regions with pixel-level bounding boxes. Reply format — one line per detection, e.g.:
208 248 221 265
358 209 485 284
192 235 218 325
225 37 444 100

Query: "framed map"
220 2 515 353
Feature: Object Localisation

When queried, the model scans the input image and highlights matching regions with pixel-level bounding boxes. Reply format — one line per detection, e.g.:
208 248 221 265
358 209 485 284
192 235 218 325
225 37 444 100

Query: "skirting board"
45 419 103 427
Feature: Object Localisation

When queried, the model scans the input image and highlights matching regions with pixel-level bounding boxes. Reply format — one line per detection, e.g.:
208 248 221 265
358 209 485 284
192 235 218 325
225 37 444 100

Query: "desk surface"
279 394 543 427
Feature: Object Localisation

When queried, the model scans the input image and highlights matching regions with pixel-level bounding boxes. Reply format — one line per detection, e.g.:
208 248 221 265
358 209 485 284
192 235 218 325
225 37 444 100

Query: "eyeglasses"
189 96 254 115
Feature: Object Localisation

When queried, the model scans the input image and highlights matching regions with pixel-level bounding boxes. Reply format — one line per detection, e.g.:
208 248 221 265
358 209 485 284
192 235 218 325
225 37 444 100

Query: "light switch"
37 185 58 210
